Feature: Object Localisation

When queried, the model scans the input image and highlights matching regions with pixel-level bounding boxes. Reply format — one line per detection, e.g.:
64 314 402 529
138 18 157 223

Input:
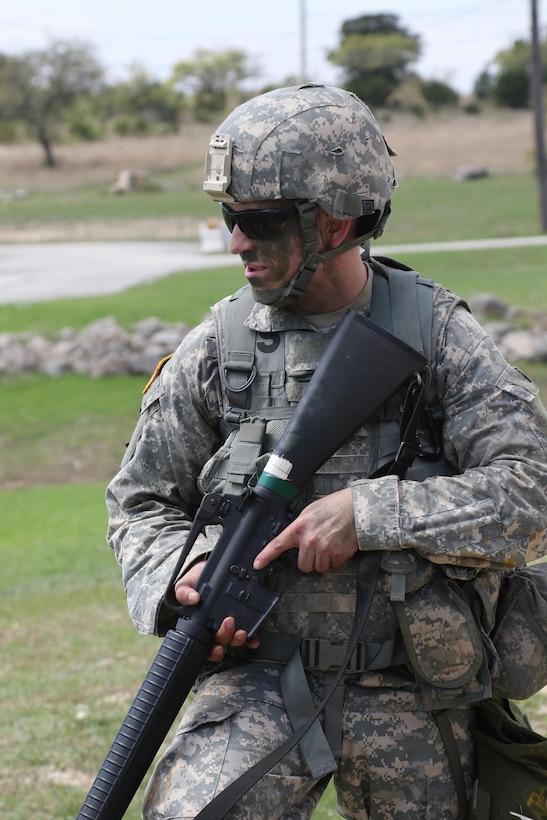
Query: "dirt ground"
0 108 537 242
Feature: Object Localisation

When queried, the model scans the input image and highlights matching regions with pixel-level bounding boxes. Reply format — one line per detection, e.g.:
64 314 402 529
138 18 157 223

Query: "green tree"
473 69 496 100
420 78 459 107
475 37 547 109
0 39 104 166
109 63 184 135
170 48 256 122
495 65 531 108
328 14 421 106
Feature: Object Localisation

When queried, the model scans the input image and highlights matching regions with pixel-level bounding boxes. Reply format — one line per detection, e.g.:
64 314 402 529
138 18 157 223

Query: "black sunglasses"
220 203 297 241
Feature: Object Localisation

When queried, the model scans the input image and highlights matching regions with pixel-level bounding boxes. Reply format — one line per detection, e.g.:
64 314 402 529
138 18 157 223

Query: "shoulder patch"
142 354 173 394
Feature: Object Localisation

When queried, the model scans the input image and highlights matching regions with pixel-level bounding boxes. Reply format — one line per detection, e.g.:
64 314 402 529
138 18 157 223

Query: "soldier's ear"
325 215 355 249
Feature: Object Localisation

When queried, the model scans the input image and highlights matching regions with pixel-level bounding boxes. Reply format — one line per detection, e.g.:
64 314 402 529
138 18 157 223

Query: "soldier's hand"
253 487 359 574
174 562 260 662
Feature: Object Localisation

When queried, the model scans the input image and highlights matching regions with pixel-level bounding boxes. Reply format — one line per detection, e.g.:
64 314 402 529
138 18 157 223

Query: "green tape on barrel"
257 473 299 501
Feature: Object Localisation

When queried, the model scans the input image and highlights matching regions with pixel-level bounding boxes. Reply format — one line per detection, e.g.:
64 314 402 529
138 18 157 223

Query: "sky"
1 0 545 95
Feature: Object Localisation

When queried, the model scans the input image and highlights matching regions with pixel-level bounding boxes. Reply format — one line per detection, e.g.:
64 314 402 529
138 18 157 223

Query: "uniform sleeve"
106 319 223 635
352 298 547 569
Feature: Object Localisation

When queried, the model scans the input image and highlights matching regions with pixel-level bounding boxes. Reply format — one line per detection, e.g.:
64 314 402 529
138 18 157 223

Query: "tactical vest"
197 257 499 713
199 257 452 497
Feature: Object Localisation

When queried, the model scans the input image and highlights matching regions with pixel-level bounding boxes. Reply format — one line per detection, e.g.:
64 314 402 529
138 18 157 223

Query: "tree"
0 39 104 166
328 14 421 106
495 65 531 108
473 69 496 100
475 37 547 109
109 63 184 135
420 78 459 108
170 48 257 122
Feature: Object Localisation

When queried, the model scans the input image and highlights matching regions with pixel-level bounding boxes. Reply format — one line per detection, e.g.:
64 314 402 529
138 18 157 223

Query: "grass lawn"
1 483 165 819
0 170 543 245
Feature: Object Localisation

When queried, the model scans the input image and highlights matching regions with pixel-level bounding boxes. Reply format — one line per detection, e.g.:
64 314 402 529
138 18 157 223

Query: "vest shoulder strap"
216 262 435 423
368 255 434 361
214 286 286 415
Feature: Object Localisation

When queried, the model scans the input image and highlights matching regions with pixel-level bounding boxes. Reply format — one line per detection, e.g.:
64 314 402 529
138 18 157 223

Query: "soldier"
106 84 547 819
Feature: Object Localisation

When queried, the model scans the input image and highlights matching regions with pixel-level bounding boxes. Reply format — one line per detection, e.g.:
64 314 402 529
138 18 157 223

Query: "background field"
0 107 540 243
1 111 547 818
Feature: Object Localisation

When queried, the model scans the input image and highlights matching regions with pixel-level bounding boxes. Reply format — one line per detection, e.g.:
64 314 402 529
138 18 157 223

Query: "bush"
0 120 21 143
495 67 530 109
462 101 482 114
420 79 459 107
69 119 102 142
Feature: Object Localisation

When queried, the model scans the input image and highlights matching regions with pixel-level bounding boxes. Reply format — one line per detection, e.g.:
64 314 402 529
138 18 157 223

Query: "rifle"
76 310 426 819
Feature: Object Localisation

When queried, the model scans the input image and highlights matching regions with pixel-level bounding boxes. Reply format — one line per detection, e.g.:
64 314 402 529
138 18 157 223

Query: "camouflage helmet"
203 84 398 306
203 83 397 233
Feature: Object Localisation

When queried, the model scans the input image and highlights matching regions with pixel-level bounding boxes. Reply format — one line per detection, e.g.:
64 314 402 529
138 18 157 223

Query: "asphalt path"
0 241 240 304
1 235 546 305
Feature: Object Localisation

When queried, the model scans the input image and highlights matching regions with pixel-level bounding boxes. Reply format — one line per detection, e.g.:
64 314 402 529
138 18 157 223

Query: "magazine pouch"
392 568 486 711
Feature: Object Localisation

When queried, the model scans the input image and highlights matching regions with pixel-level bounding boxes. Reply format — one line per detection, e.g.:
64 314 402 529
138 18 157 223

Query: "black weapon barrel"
77 625 210 820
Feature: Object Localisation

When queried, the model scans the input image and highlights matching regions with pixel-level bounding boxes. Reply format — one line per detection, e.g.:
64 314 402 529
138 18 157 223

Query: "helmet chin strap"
252 200 384 309
250 200 321 307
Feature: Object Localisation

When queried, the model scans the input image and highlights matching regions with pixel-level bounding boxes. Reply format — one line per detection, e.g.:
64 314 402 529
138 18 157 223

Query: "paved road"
1 235 546 305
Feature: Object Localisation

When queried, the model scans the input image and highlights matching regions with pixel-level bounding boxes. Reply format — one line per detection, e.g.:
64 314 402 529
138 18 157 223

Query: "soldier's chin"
250 285 288 306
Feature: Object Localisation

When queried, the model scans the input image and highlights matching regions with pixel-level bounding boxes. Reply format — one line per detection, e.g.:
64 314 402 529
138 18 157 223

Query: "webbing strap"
369 256 434 363
218 288 286 412
388 267 426 355
194 552 382 820
432 709 469 819
222 416 266 496
280 644 338 778
218 291 258 410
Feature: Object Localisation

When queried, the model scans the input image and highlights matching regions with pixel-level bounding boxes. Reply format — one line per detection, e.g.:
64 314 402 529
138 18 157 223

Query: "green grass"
0 266 244 334
0 170 543 243
382 173 541 242
0 483 165 819
1 372 142 488
399 245 547 311
0 163 219 226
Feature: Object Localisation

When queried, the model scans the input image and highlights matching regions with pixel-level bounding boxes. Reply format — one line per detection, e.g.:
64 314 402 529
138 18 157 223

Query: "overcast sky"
1 0 544 95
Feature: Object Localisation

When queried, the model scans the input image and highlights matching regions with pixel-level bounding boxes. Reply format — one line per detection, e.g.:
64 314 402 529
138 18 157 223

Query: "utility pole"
300 0 308 83
530 0 547 231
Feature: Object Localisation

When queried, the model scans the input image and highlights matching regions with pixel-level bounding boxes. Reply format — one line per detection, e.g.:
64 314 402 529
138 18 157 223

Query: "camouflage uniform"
106 82 547 819
107 273 547 819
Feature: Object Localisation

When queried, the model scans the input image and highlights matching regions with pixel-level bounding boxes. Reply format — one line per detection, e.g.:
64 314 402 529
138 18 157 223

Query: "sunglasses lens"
221 205 295 241
221 206 236 233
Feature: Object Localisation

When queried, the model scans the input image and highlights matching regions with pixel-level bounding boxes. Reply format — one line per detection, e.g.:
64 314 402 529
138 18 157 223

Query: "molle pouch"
197 416 267 496
197 412 293 497
491 563 547 700
392 571 485 710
